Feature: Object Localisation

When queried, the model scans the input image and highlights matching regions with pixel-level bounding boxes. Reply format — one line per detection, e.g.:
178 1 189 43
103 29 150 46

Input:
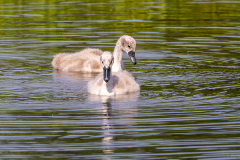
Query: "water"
1 0 240 159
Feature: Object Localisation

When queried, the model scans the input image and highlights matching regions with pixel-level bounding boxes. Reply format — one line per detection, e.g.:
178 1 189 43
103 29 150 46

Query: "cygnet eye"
128 45 130 48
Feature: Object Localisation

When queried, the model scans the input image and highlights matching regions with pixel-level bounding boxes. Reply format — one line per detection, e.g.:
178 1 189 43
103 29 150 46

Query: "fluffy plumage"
88 52 140 95
52 48 102 72
51 35 137 72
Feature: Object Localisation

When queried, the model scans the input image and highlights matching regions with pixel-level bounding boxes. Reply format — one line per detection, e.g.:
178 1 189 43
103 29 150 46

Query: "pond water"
1 0 240 159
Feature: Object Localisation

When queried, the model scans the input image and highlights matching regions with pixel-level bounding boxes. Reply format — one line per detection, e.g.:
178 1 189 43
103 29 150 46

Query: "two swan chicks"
51 35 140 95
88 52 140 96
52 35 137 72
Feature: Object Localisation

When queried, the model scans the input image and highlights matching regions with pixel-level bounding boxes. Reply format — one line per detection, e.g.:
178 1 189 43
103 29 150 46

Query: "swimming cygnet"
51 35 137 72
88 51 140 95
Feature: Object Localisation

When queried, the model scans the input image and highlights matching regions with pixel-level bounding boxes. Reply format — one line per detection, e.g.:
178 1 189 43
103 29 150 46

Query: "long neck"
112 42 123 72
99 77 114 95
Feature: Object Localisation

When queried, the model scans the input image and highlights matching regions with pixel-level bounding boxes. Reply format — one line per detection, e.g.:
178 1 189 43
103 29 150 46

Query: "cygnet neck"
112 41 123 72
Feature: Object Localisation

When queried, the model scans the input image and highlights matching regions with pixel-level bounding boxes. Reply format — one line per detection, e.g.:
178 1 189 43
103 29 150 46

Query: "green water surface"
1 0 240 159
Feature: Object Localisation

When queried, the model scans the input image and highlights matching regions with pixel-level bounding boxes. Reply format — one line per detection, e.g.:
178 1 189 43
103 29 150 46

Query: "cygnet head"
100 51 114 82
119 35 137 65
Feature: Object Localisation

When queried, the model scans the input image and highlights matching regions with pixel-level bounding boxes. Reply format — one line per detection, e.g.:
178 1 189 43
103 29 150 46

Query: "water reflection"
53 69 99 82
52 70 139 157
51 70 94 102
88 93 139 158
88 92 139 103
101 97 114 155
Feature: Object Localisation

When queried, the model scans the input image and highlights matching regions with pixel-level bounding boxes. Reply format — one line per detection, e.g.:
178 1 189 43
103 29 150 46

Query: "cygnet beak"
103 67 111 82
128 51 137 65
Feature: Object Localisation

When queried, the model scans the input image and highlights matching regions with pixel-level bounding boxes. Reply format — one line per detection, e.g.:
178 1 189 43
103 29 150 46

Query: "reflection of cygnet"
88 52 140 95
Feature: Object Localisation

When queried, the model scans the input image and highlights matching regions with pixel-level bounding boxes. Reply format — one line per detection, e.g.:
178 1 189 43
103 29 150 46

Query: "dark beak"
103 67 111 82
128 51 137 65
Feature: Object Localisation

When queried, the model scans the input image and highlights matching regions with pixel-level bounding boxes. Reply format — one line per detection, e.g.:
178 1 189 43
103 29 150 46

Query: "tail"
51 53 67 70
